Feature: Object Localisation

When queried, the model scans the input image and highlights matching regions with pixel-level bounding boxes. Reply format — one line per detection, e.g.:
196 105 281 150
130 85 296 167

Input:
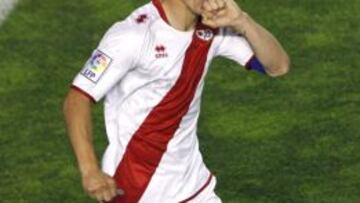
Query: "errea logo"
155 45 168 58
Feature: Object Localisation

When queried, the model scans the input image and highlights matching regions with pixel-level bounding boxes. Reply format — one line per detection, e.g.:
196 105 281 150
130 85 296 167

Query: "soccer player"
63 0 289 202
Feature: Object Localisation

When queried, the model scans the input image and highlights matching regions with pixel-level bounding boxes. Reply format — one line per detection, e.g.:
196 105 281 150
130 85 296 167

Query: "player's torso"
103 3 219 142
102 2 218 202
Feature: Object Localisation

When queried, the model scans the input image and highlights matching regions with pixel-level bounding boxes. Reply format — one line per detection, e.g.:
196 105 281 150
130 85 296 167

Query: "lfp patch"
81 49 112 83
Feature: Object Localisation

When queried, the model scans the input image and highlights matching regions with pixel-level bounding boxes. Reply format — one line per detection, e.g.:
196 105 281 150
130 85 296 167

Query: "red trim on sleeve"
152 0 169 23
179 174 213 203
70 85 96 103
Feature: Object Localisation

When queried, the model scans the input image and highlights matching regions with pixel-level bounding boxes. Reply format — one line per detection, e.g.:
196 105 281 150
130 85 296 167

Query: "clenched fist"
201 0 248 34
82 170 123 202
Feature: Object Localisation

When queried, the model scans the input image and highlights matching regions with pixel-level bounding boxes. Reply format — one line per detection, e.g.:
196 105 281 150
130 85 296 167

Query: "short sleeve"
214 27 254 66
71 21 141 102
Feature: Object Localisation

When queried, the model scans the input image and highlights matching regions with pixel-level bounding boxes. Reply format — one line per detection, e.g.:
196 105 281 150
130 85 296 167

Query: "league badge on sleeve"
81 49 113 83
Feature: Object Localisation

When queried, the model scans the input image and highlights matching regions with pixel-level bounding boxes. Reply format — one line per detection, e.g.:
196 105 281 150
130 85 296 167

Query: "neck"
161 0 198 31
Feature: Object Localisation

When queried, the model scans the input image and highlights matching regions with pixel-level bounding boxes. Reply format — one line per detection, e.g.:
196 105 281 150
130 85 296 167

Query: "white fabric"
188 177 222 203
214 27 254 66
0 0 18 26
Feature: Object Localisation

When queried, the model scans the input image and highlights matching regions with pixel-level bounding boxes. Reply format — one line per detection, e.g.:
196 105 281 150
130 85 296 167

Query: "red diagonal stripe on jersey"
110 23 218 203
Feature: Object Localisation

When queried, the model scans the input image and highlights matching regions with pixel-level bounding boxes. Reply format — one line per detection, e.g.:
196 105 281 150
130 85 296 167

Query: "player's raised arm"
201 0 290 77
63 89 118 202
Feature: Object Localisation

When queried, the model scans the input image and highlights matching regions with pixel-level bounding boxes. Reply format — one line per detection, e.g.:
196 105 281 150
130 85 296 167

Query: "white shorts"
186 176 222 203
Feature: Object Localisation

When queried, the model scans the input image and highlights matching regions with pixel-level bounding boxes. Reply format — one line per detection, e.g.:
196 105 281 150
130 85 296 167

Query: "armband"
245 56 266 74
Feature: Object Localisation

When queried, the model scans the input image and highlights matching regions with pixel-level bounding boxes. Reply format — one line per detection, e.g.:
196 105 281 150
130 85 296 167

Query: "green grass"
0 0 359 202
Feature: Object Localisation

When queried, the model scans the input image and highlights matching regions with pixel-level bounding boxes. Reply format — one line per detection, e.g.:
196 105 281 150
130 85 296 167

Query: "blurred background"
0 0 359 202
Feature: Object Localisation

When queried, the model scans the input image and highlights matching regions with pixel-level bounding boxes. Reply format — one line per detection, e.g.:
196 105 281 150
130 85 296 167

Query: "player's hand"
81 170 119 202
201 0 248 33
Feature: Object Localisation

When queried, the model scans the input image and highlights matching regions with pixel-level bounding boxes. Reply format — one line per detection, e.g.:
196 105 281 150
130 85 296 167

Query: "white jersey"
71 0 254 202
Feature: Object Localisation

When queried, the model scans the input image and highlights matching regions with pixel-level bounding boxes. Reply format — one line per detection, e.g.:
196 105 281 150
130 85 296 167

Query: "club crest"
196 29 214 41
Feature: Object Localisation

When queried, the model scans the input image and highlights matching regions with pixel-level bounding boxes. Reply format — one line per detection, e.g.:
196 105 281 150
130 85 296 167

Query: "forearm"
233 13 290 76
63 90 100 176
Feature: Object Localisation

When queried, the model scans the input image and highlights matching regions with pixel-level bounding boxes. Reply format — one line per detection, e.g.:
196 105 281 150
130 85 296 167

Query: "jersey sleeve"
214 27 254 66
71 21 141 102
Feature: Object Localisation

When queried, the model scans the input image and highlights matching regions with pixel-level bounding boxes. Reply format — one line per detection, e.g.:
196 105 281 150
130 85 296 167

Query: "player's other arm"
231 13 290 77
63 89 117 202
202 0 290 77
